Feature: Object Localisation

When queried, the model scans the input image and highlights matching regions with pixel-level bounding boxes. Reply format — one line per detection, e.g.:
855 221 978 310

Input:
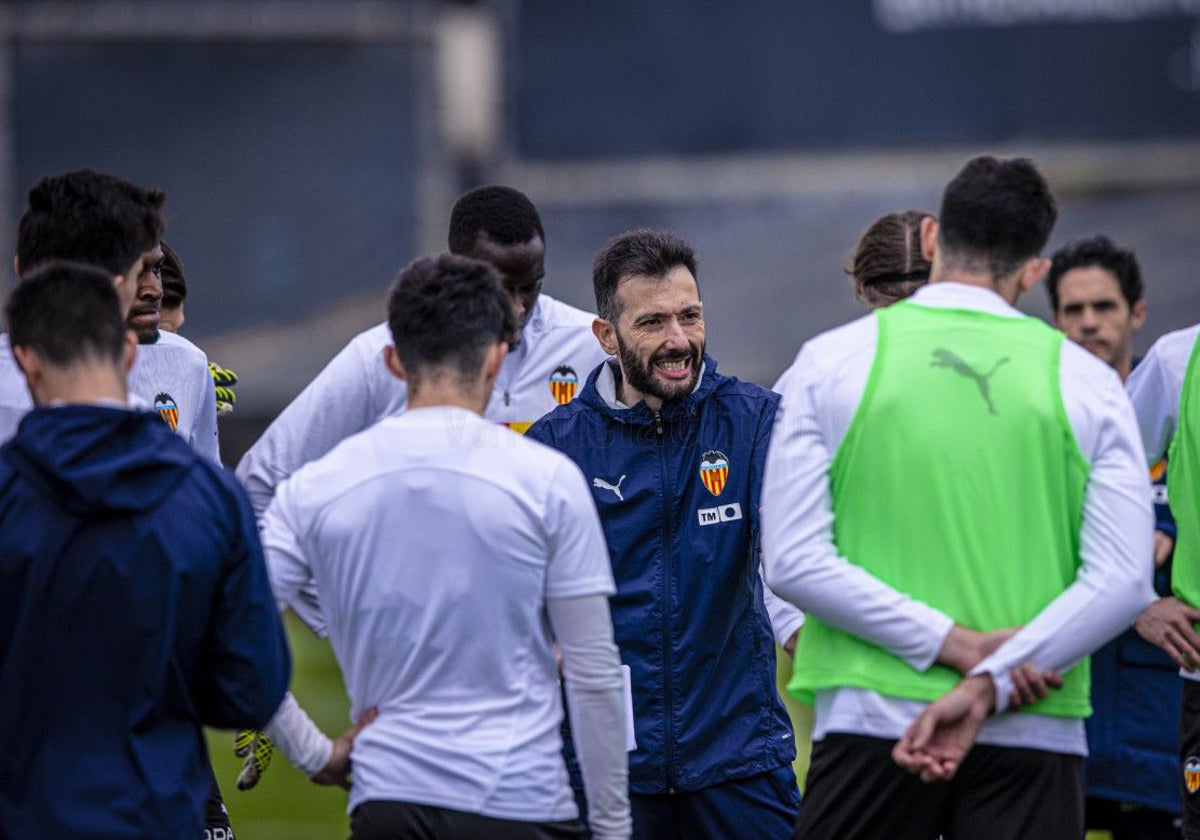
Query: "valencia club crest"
700 450 730 497
550 366 579 405
154 392 179 431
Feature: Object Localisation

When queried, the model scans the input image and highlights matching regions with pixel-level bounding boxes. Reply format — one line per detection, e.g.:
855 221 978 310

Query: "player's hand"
1134 596 1200 670
310 707 378 790
783 628 799 657
1154 530 1175 568
209 362 238 416
1007 661 1062 710
233 729 275 791
892 674 994 783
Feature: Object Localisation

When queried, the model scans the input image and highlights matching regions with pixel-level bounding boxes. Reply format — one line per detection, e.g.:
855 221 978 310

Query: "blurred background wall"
1 0 1198 465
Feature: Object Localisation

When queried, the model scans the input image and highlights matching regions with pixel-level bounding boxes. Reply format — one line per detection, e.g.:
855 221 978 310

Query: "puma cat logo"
930 348 1010 415
593 475 626 501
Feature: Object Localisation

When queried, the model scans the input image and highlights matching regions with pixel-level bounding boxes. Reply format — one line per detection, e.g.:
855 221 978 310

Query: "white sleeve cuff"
263 692 334 777
969 666 1011 715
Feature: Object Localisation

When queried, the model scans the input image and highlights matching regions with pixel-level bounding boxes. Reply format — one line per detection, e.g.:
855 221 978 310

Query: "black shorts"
1180 680 1200 839
794 733 1083 840
350 800 588 840
204 769 234 840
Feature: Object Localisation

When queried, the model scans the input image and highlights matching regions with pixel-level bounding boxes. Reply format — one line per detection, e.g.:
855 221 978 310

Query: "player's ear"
1019 256 1050 294
1130 298 1148 333
11 344 39 385
920 216 939 262
384 345 406 381
122 329 138 375
484 340 507 380
593 317 618 356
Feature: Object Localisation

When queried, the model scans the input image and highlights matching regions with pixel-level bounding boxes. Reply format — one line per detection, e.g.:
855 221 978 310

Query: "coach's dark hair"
5 261 126 367
16 169 165 279
387 254 515 391
447 186 545 256
846 210 934 307
160 241 187 309
592 229 698 323
937 156 1057 281
1045 235 1143 313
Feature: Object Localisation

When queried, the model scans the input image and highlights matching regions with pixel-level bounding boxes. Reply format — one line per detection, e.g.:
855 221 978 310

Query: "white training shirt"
1 331 219 465
762 281 1155 756
128 330 221 464
1127 323 1200 465
262 406 623 823
237 294 608 517
1127 322 1200 682
0 334 31 444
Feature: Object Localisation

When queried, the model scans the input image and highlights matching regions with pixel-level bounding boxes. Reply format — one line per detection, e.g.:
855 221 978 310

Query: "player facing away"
261 254 630 839
233 184 609 789
0 263 289 839
763 155 1155 840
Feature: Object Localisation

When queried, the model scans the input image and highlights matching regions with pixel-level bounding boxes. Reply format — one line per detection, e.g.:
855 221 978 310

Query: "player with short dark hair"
765 156 1155 839
1046 235 1182 838
528 228 802 839
262 253 630 838
0 261 289 839
234 185 610 791
15 168 164 307
1 170 165 442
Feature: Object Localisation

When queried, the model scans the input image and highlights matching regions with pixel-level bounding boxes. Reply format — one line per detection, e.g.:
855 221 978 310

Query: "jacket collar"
579 353 721 425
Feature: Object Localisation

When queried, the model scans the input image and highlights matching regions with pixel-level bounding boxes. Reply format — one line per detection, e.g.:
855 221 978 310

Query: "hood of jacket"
2 404 194 516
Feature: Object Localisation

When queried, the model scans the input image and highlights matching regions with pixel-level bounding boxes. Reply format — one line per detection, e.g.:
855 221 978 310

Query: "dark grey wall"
14 39 428 339
514 2 1200 158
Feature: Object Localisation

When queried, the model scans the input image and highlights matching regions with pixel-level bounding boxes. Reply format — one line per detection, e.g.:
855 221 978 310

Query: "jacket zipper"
655 409 677 794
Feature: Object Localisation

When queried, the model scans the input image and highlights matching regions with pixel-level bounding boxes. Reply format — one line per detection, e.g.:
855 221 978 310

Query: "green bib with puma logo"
1170 335 1200 612
789 300 1091 718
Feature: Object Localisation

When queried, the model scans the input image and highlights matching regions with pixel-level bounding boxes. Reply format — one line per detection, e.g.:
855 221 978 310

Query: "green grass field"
206 615 352 840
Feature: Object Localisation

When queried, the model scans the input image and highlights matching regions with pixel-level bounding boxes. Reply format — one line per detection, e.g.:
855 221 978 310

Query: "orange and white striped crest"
550 365 579 405
153 392 179 431
1187 757 1200 794
700 450 730 497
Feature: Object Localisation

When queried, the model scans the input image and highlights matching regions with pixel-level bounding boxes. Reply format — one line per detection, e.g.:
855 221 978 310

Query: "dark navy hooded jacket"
0 405 290 839
527 356 794 794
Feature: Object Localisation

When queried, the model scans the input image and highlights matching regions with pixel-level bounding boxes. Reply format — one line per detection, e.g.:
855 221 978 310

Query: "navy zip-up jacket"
0 406 290 839
527 356 794 794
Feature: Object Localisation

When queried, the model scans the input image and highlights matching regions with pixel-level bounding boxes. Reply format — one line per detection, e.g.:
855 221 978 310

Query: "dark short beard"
616 333 702 405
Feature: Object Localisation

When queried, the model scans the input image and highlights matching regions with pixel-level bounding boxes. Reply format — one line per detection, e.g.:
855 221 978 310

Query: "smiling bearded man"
527 228 803 839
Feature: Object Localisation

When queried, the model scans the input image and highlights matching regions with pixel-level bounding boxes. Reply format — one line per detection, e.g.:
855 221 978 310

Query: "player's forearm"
763 532 953 671
262 692 334 777
549 595 631 840
971 502 1155 711
759 567 805 647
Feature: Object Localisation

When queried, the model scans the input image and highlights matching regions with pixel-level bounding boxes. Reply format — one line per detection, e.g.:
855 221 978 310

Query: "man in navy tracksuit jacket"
527 229 798 839
0 264 290 840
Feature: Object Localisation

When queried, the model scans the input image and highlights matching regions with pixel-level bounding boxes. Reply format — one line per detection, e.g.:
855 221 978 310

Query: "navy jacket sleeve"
195 473 291 729
748 390 781 536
